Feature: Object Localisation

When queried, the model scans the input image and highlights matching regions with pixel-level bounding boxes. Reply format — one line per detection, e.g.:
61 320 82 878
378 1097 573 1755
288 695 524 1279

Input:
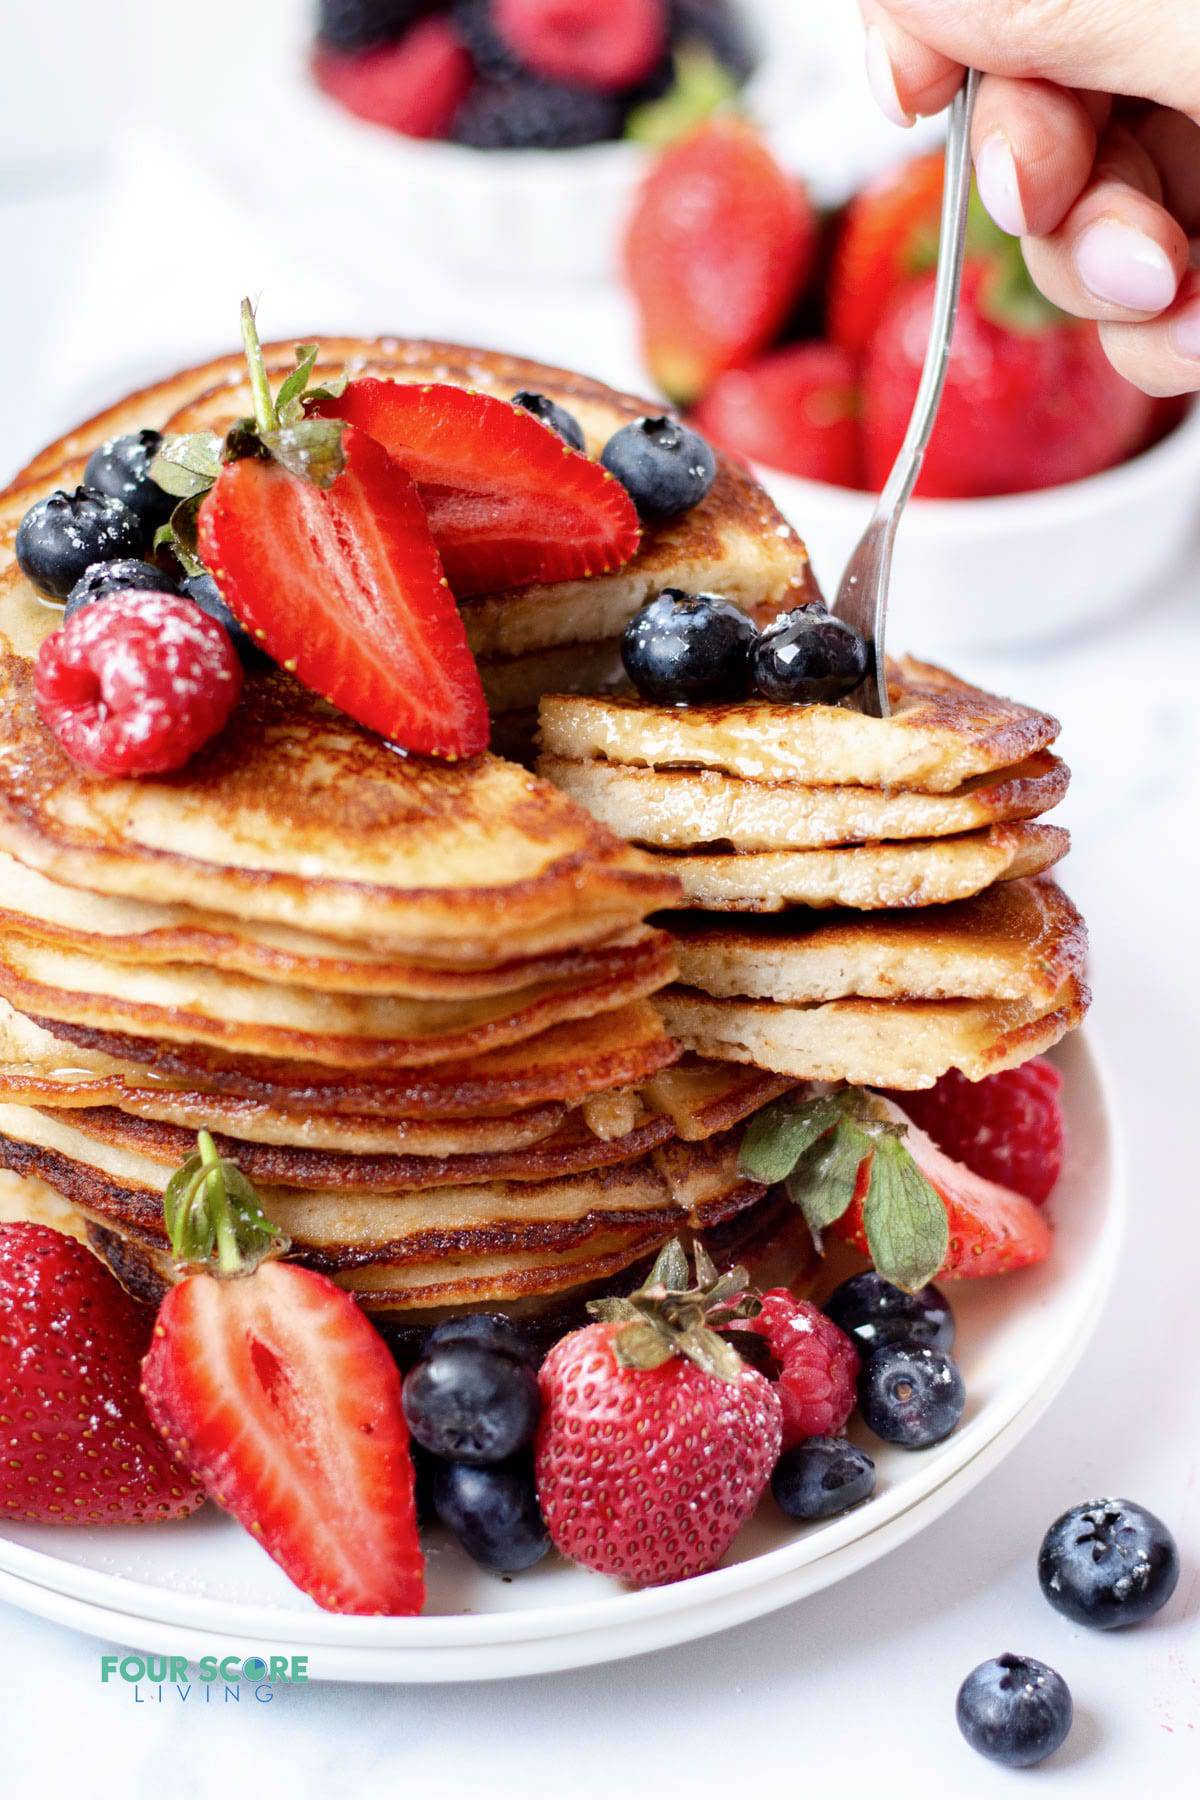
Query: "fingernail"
1074 220 1178 312
1169 300 1200 360
864 26 914 129
975 135 1027 237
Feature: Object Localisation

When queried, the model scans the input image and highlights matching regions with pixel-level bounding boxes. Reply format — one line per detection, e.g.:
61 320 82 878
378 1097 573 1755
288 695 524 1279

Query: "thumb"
864 0 1199 121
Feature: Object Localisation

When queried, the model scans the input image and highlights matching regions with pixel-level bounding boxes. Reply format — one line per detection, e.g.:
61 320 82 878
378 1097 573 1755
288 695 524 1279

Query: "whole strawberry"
625 119 816 406
864 259 1153 497
535 1241 782 1586
0 1222 204 1526
744 1289 859 1450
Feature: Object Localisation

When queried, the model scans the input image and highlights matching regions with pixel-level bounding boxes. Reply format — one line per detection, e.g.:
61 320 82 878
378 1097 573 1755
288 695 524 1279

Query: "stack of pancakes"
539 659 1089 1088
0 341 821 1347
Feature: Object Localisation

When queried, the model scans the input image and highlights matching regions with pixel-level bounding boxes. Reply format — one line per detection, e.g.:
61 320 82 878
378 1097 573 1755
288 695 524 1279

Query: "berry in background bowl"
624 132 1200 650
222 0 814 281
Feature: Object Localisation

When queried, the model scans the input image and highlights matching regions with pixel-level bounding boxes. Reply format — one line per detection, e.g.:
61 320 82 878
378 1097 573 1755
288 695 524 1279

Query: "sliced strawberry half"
143 1260 425 1616
833 1094 1053 1279
308 379 642 596
197 423 488 757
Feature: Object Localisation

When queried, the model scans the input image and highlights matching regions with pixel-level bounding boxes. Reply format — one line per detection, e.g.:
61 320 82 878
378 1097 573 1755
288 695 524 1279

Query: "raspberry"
313 19 475 137
884 1059 1064 1204
746 1290 860 1450
495 0 668 94
34 590 243 778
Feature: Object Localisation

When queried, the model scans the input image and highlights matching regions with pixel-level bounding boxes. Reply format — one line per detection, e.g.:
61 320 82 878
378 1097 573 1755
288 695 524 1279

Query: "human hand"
859 0 1200 395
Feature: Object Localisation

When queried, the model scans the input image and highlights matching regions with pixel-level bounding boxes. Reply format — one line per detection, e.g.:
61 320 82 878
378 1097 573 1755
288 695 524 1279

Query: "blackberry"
453 76 623 150
317 0 435 53
451 0 524 78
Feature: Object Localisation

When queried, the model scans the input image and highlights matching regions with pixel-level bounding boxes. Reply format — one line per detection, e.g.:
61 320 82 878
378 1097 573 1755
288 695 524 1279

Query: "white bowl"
753 402 1200 652
215 0 819 283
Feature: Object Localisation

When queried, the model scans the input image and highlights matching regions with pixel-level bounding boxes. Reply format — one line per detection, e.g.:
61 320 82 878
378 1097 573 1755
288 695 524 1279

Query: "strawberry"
309 379 641 597
141 1132 424 1615
863 260 1154 497
624 119 817 406
740 1086 1052 1290
535 1241 782 1586
828 151 945 356
743 1289 859 1449
495 0 667 93
189 306 487 758
0 1222 204 1526
832 1096 1054 1279
312 18 475 138
882 1059 1064 1204
691 342 862 485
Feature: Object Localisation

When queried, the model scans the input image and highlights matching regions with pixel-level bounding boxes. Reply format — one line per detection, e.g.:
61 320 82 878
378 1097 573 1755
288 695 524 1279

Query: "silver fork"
833 68 981 718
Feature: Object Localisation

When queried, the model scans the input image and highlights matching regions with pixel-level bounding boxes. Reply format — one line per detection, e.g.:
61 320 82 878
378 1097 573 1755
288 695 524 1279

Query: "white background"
1 2 1198 1793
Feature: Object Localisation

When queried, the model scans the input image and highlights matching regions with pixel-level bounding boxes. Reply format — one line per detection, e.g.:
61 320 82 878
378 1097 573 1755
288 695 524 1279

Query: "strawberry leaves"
589 1238 761 1382
740 1088 949 1291
149 305 351 573
164 1129 287 1277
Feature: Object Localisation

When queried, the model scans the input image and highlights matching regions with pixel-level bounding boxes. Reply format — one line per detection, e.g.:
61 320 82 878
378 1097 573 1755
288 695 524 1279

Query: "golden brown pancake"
666 878 1086 1005
649 822 1069 912
538 750 1069 852
0 923 675 1067
539 660 1060 794
658 975 1089 1088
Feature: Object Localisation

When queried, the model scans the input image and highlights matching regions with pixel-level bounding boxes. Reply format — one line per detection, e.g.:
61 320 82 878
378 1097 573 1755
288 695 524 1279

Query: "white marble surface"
2 3 1198 1793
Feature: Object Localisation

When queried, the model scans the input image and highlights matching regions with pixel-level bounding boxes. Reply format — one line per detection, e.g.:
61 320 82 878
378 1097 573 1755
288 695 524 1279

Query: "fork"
833 68 981 718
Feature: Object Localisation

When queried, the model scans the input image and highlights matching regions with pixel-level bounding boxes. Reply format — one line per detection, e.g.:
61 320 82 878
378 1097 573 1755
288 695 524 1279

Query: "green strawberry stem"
164 1129 287 1277
197 1130 242 1275
240 298 279 436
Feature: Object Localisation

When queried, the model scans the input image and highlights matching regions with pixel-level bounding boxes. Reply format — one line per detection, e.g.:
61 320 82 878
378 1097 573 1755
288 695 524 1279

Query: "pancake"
0 662 678 957
657 975 1090 1088
538 750 1069 852
21 1000 680 1116
0 850 666 997
0 924 675 1067
649 823 1069 912
539 660 1060 794
667 878 1087 1005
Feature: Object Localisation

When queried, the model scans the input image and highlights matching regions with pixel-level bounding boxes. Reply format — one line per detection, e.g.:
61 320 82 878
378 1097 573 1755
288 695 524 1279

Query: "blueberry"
318 0 430 52
601 416 717 520
823 1271 954 1355
180 573 259 665
424 1312 538 1366
1038 1498 1180 1629
84 429 175 535
752 603 868 704
956 1654 1072 1768
433 1457 551 1574
771 1436 875 1521
621 587 755 704
512 390 586 452
402 1342 540 1465
15 487 145 600
64 558 178 623
858 1339 965 1449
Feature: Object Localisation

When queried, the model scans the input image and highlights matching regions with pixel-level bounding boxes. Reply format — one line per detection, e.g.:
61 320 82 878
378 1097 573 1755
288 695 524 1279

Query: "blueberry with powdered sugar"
16 488 144 600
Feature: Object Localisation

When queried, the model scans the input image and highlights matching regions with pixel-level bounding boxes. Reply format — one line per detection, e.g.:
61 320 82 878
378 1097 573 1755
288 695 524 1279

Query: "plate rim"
0 1029 1124 1670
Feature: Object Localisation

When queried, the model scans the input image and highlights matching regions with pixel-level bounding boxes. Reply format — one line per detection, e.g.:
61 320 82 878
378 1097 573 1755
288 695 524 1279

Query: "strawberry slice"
143 1257 424 1615
197 423 488 758
308 379 641 596
833 1095 1053 1279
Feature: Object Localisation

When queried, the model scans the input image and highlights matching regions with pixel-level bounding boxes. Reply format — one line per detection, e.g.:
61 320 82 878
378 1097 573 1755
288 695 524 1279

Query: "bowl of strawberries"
625 130 1200 649
279 0 812 281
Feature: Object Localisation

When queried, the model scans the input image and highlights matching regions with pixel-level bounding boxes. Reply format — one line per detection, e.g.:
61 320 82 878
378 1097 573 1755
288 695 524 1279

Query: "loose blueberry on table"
956 1654 1073 1769
1038 1498 1180 1629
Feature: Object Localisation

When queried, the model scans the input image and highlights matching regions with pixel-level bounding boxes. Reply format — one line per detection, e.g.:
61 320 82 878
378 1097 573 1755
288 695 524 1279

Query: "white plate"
0 1032 1122 1682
